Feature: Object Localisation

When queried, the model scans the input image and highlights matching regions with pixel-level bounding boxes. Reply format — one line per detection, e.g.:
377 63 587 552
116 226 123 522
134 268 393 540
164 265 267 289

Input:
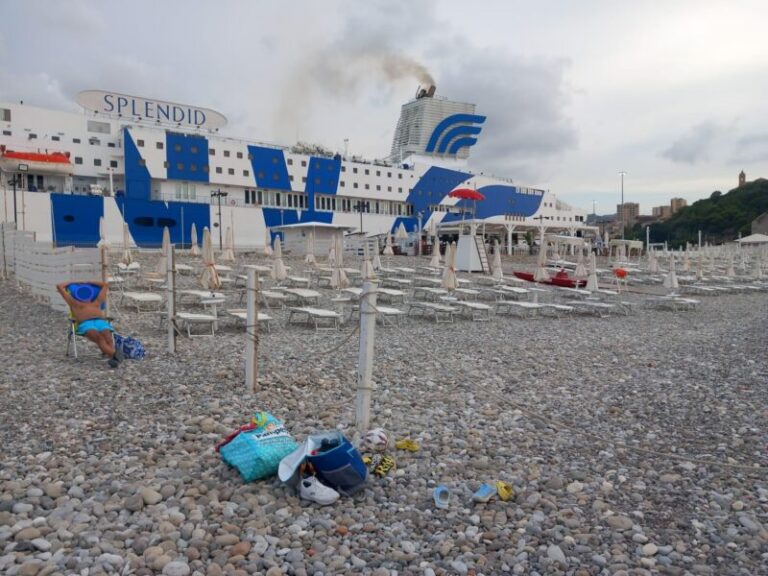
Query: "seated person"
56 280 122 368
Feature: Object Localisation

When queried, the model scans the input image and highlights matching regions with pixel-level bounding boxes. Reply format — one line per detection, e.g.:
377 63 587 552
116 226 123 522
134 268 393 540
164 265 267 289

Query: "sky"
2 0 768 214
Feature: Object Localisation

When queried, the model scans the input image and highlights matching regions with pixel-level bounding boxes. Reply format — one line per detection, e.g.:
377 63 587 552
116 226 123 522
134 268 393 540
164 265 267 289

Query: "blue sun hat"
67 283 100 302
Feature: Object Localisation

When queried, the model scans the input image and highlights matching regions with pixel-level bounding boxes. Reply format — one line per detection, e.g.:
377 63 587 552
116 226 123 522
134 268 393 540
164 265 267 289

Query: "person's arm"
56 282 77 308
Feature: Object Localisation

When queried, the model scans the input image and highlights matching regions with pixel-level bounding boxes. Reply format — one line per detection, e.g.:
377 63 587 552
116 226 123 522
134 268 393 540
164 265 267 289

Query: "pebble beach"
0 253 766 576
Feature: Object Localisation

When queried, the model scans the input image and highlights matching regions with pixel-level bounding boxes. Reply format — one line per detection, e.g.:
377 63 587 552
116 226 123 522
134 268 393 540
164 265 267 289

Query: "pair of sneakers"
299 476 339 506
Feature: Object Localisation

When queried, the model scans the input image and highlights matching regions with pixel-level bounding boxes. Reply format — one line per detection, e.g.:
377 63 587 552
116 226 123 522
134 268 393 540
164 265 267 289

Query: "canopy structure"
736 233 768 244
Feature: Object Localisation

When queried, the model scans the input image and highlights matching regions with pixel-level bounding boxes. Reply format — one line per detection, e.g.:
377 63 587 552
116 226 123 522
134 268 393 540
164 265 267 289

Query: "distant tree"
710 190 722 201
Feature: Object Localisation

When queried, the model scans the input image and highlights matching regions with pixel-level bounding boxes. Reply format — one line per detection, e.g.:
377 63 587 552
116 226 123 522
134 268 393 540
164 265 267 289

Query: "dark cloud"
733 132 768 163
660 122 720 164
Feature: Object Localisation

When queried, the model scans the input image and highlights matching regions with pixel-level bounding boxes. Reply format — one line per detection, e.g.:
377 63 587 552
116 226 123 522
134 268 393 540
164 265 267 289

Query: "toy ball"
362 428 389 452
613 268 628 279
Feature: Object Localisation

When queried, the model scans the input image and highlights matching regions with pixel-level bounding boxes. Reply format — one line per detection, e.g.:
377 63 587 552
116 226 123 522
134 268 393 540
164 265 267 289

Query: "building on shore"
651 197 687 221
617 202 640 227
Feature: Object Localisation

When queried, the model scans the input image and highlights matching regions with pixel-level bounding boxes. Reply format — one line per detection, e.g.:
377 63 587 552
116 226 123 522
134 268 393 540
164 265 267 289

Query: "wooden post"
167 245 176 353
245 268 259 392
356 279 378 431
100 245 109 316
0 223 6 280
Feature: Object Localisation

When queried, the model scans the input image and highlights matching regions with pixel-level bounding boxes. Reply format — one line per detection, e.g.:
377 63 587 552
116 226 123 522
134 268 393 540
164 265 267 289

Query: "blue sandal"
433 484 451 509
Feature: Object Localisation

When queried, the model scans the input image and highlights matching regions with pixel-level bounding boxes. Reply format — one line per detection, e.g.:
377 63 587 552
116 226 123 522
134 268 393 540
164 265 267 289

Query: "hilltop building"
739 170 746 187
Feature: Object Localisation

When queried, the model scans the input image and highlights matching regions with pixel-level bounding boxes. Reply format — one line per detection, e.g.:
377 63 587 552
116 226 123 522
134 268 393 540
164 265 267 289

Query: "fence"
1 223 104 312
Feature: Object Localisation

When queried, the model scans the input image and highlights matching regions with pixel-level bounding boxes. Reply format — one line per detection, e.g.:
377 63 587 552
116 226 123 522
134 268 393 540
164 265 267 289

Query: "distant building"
752 211 768 235
739 170 746 187
617 202 640 226
652 205 672 219
670 197 687 213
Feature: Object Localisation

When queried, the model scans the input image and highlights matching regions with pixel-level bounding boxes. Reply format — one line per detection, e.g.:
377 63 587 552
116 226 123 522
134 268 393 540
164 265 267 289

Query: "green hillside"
637 178 768 246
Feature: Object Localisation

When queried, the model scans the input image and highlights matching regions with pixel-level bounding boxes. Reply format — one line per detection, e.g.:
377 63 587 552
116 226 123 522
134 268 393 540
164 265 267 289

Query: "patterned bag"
113 333 146 360
218 412 298 482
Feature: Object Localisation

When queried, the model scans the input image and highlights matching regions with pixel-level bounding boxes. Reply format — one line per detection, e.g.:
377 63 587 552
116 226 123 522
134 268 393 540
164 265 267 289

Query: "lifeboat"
0 146 72 175
513 268 587 288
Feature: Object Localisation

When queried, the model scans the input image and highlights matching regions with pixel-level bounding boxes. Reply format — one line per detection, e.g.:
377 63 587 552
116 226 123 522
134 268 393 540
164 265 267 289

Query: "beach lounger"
376 288 407 303
287 307 342 331
259 290 290 309
279 288 322 305
316 276 333 288
407 301 458 323
456 301 493 321
646 296 700 312
382 277 413 289
412 286 448 301
227 308 274 332
494 300 544 318
570 301 616 317
540 303 575 317
176 312 217 337
454 288 482 300
286 276 312 288
120 291 163 313
178 289 226 304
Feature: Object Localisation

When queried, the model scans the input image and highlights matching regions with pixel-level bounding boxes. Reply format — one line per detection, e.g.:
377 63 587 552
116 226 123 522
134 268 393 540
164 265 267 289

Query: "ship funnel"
426 85 436 97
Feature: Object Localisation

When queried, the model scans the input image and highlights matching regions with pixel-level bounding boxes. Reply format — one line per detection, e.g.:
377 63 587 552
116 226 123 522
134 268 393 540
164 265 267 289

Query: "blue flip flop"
472 483 497 503
433 484 451 509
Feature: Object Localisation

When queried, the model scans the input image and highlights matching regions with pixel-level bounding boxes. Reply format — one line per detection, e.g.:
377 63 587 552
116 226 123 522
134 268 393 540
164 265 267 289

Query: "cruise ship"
0 86 589 249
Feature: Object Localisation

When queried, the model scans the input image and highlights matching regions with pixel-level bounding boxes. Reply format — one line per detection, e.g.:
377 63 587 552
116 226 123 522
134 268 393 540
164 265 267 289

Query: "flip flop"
373 455 396 477
496 481 514 502
433 484 451 509
472 483 497 503
394 439 420 452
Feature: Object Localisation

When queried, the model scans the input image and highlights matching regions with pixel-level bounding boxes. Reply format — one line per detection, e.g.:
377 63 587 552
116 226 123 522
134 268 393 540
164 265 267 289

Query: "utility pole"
416 210 424 257
354 200 368 234
619 171 626 240
211 189 228 250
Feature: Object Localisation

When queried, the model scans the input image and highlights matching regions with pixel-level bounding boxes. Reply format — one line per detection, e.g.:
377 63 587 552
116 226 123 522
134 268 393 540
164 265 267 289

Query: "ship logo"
425 113 487 155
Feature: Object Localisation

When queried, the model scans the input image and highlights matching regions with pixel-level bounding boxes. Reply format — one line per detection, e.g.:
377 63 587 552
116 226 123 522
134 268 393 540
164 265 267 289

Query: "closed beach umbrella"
331 234 350 289
97 217 107 248
649 251 659 273
663 254 679 291
271 236 288 281
361 242 376 280
190 222 200 256
121 222 133 265
696 253 704 280
683 248 691 272
156 226 170 275
726 254 735 278
372 247 382 271
492 240 504 283
430 238 441 268
305 230 317 265
328 240 336 267
395 222 408 241
264 228 273 257
534 232 550 282
586 252 599 292
754 252 763 279
441 241 457 291
383 234 395 256
200 227 221 290
427 218 437 238
222 226 236 262
574 250 587 279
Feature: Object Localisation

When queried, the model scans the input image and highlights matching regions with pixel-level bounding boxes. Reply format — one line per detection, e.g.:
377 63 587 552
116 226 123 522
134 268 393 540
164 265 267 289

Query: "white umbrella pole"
245 268 259 393
166 245 176 354
356 279 378 432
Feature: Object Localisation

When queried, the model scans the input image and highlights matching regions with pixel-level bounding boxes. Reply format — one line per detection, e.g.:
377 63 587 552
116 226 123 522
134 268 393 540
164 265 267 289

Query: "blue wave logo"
425 113 487 154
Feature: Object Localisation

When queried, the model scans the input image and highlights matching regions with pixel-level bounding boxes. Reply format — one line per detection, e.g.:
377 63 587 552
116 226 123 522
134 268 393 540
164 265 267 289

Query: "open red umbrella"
448 188 485 201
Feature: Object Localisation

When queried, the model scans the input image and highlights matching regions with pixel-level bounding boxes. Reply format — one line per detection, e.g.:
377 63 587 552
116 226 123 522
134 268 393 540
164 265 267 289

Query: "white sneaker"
299 476 340 505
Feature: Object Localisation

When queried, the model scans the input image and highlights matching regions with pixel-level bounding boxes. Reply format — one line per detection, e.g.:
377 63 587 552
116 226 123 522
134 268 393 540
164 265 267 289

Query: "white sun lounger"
494 300 544 318
382 277 413 288
412 286 449 301
540 303 575 317
260 290 290 309
279 288 322 305
570 301 616 317
227 309 274 332
646 296 700 312
456 301 493 321
407 301 458 323
120 291 163 312
176 312 217 337
288 307 342 331
376 288 407 303
179 289 226 304
287 276 311 288
454 288 482 300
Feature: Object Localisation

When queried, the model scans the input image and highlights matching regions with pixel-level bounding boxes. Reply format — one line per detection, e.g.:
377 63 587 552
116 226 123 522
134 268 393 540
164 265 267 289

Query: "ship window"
365 169 369 175
258 171 265 179
228 168 235 175
248 154 253 160
0 108 10 121
110 160 118 168
245 190 250 204
108 142 115 148
172 144 180 153
287 158 293 165
289 175 294 182
387 172 392 178
302 176 307 183
209 148 215 156
275 193 281 206
353 183 358 189
87 120 110 134
29 133 37 139
75 157 83 165
2 130 10 136
134 217 154 227
398 187 402 193
353 167 358 174
301 160 306 167
63 215 75 223
376 170 380 176
388 186 392 192
243 169 249 177
364 184 369 190
340 181 345 187
177 162 184 171
191 146 198 154
376 185 381 191
341 166 346 172
164 161 168 168
139 159 146 166
190 164 197 172
288 195 293 208
216 167 222 174
94 159 102 166
156 142 164 149
137 139 144 147
203 165 209 173
157 218 176 228
73 138 81 143
398 174 402 179
224 150 230 157
237 152 243 159
52 135 60 141
314 178 320 185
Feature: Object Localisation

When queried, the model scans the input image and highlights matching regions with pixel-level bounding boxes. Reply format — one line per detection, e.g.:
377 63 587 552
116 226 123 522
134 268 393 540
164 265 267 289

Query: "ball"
362 428 389 452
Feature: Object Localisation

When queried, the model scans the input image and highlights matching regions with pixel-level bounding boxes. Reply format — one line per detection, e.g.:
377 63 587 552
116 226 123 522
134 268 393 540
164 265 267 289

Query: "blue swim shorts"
76 318 114 336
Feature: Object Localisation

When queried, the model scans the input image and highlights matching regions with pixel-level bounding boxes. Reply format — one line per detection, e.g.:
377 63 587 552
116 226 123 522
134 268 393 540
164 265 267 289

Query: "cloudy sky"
2 0 768 213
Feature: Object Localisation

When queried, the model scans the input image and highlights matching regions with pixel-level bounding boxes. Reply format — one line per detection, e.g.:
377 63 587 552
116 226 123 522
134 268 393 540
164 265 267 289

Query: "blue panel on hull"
248 146 291 190
440 184 544 223
51 194 104 247
124 129 151 200
425 114 486 153
166 132 209 183
404 166 471 231
116 197 210 248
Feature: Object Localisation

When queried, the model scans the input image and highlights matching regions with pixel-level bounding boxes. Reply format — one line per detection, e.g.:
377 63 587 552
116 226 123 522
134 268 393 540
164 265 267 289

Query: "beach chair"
407 301 458 323
227 309 274 333
175 312 217 337
120 291 164 313
287 307 342 331
456 301 493 321
494 300 544 318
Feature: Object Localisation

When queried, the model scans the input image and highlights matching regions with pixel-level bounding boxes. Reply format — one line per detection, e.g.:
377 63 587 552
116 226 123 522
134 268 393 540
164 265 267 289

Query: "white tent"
156 226 170 275
331 234 350 289
305 230 317 265
271 236 288 281
491 240 504 283
263 228 273 256
222 226 236 262
663 254 679 291
585 252 599 292
190 222 200 256
383 234 394 256
200 227 221 290
441 242 457 291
